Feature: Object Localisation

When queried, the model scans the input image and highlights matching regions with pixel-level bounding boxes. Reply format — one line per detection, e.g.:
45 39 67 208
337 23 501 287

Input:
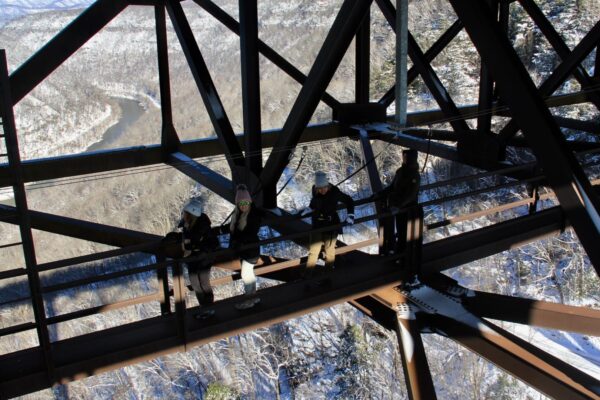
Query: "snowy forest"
0 0 599 398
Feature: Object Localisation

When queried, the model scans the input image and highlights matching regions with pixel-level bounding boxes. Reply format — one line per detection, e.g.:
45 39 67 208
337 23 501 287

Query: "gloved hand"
267 207 283 216
300 207 312 217
345 214 355 225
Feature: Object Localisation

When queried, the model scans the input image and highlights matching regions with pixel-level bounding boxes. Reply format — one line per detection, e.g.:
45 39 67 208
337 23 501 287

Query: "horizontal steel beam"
1 89 591 188
0 123 344 187
422 206 566 275
465 290 600 336
0 252 408 398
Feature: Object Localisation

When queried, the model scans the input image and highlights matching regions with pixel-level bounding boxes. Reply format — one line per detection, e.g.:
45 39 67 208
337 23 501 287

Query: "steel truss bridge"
0 0 600 398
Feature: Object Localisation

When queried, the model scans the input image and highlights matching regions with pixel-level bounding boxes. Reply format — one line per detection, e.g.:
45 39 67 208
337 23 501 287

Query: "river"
85 97 145 152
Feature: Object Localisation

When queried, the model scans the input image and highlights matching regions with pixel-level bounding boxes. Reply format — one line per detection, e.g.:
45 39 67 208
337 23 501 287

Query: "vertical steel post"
356 7 370 104
394 303 437 400
477 0 497 134
155 257 171 315
594 44 600 80
239 0 262 183
395 0 408 127
155 5 179 153
0 50 54 381
358 130 390 254
172 260 187 351
406 206 423 275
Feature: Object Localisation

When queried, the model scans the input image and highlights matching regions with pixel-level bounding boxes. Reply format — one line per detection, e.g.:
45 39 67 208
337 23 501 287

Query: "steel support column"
8 0 128 104
239 0 262 181
356 7 371 104
373 288 437 400
477 1 497 134
358 129 389 253
260 0 373 206
0 50 54 384
376 0 470 134
449 0 600 274
166 1 245 180
155 5 179 153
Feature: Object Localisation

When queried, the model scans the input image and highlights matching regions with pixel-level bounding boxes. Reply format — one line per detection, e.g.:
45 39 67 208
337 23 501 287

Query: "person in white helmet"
301 171 355 281
178 198 220 318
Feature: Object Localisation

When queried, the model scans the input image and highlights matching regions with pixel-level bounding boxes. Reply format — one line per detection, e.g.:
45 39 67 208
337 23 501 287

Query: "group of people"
167 149 420 318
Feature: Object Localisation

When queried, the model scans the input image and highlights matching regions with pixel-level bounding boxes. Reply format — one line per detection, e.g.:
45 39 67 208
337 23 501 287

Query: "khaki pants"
305 231 337 277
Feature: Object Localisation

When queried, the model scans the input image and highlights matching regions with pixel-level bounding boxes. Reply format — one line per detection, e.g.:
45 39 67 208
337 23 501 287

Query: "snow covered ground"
0 0 92 26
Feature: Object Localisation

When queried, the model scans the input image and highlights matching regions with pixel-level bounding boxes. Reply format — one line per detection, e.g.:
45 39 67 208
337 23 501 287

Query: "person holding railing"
177 198 220 319
301 171 355 283
226 184 262 310
379 149 420 255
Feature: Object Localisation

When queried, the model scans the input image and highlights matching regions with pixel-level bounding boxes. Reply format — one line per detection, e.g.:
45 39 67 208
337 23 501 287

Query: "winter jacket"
228 204 262 262
179 213 220 254
309 185 355 234
380 164 420 208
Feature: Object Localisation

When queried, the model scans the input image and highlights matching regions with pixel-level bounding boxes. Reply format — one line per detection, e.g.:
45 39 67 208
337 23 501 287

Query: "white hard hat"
183 199 203 217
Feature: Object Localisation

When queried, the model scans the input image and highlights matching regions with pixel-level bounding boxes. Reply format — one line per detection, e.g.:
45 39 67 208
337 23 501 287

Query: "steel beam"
379 20 464 108
376 0 470 135
260 0 373 205
166 1 245 179
422 206 565 275
0 123 344 187
555 116 600 134
8 0 128 104
1 50 55 384
358 129 389 253
464 290 600 336
0 89 590 188
477 0 497 134
192 0 339 108
373 288 438 400
0 253 408 398
449 0 600 274
155 5 179 153
0 204 158 247
518 0 600 109
168 152 234 202
500 19 600 140
356 8 371 104
239 0 262 179
425 312 600 400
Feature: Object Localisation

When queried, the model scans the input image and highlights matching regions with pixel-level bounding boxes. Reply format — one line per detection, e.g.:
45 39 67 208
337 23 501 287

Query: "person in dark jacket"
302 171 355 278
227 184 262 309
379 149 420 254
178 198 220 318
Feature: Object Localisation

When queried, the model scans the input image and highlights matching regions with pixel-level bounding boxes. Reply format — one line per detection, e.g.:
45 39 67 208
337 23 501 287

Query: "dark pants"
394 211 408 253
187 257 213 306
